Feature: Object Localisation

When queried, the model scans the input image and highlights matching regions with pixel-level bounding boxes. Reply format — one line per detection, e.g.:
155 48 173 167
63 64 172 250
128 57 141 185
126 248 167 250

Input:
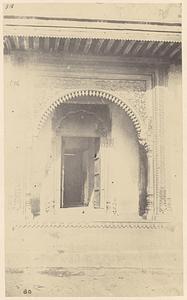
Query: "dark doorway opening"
61 137 101 208
63 151 83 208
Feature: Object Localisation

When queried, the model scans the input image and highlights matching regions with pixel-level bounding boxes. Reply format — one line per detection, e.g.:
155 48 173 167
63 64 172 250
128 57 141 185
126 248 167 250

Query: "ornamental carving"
37 90 143 141
34 77 148 129
12 222 171 230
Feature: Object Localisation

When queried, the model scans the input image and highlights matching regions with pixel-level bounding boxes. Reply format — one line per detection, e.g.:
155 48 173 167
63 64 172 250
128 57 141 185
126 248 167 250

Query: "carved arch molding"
36 89 150 151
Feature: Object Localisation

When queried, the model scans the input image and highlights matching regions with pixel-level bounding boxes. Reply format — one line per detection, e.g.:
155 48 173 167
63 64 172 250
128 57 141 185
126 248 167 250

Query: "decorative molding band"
3 27 181 43
36 89 148 147
4 36 181 60
12 222 170 230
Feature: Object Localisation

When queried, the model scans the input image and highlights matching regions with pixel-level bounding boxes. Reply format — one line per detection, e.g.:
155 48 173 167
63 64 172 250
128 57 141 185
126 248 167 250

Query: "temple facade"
4 3 183 297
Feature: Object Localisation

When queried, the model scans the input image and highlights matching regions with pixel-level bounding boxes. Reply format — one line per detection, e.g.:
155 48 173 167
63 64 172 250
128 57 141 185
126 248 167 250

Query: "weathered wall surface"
4 53 182 286
5 52 152 221
109 104 140 219
4 52 182 222
164 64 182 222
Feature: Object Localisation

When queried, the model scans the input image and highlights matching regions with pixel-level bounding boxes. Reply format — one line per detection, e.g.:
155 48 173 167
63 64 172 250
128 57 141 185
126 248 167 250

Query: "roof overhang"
3 7 182 62
4 16 181 43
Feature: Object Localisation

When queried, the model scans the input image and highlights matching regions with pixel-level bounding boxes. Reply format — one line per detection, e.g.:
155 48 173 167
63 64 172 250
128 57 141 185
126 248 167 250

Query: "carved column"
144 147 154 220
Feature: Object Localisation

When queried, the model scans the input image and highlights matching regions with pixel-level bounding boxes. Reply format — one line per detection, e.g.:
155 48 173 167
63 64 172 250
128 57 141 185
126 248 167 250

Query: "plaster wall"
4 53 182 286
4 53 182 223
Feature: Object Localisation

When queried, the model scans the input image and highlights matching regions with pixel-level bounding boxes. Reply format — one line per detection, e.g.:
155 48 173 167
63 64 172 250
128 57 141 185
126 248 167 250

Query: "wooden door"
63 152 83 208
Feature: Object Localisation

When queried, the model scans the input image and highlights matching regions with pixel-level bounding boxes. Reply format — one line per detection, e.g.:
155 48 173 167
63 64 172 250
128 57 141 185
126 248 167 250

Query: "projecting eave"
3 17 181 43
3 16 182 62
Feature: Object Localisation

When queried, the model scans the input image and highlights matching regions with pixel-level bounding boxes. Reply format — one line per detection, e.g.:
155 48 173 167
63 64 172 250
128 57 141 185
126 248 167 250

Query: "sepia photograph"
2 2 183 297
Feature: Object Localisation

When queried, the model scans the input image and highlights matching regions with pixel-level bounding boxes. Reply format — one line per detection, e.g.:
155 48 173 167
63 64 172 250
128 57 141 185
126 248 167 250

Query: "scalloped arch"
36 89 148 149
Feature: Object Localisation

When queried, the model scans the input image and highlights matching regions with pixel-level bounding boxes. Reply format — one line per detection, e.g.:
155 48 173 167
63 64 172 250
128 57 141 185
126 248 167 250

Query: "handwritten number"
5 4 14 10
23 289 32 295
10 80 20 87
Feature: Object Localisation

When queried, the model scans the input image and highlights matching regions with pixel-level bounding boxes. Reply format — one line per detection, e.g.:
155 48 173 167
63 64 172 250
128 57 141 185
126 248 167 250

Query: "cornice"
3 26 181 43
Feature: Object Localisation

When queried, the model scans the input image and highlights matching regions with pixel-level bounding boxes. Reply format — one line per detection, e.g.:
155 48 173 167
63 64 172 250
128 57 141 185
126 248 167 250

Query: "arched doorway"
31 90 153 221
